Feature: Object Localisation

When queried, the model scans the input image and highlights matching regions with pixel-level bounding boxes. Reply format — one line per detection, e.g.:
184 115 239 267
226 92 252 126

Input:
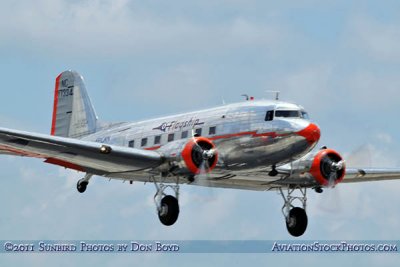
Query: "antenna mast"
265 90 280 100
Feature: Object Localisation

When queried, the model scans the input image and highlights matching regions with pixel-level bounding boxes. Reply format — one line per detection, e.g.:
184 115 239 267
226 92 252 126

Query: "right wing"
0 127 164 175
341 168 400 183
199 167 400 192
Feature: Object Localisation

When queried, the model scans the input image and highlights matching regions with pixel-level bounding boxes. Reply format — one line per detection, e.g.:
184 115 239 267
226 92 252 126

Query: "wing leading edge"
342 168 400 183
0 127 164 175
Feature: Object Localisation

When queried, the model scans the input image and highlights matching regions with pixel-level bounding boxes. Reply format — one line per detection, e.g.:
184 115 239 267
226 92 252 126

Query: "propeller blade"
328 171 337 188
195 160 215 200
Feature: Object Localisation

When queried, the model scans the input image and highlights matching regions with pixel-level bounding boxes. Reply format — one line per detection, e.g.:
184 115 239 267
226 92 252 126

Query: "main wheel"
77 180 88 193
286 207 308 237
158 195 180 226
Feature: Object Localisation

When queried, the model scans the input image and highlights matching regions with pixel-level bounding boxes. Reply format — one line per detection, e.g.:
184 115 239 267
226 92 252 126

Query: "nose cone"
296 123 321 145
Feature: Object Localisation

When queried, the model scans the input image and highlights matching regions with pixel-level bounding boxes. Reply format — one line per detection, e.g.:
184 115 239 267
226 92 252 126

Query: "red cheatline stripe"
142 131 283 151
145 145 161 151
209 130 285 141
209 131 255 140
51 73 62 135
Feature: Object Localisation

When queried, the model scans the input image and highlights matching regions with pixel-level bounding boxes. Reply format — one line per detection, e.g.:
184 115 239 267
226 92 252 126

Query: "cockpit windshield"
275 110 301 118
265 109 310 121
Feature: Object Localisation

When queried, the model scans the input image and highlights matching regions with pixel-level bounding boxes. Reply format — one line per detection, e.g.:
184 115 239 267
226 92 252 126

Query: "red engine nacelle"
309 149 346 187
181 137 218 175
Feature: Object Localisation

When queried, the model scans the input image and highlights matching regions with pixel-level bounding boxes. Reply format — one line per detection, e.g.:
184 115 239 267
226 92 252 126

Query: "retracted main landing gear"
279 186 308 237
152 177 180 226
76 174 92 193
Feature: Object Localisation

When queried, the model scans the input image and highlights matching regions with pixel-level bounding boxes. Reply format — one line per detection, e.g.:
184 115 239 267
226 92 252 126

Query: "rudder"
51 70 98 138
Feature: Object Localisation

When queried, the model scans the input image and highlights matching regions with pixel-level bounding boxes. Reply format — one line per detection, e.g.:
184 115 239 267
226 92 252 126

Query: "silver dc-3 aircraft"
1 70 400 237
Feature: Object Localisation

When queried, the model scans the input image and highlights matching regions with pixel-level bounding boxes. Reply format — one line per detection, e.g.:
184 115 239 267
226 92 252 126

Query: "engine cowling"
309 149 346 186
181 137 218 174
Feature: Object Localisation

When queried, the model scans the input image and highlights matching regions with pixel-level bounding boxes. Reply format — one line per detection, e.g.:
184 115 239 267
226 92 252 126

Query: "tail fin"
51 70 98 138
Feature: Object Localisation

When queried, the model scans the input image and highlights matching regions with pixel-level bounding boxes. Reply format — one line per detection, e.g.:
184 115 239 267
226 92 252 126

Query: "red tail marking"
51 73 62 135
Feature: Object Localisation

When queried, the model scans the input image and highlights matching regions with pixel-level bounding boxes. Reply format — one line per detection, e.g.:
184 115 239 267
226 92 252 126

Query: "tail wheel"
77 180 88 193
158 195 180 226
286 207 308 237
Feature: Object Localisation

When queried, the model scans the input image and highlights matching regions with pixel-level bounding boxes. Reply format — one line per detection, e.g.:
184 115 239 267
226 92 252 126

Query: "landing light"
100 145 112 154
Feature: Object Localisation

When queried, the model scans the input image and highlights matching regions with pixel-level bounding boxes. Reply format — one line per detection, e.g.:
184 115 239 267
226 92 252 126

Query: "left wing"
0 127 164 175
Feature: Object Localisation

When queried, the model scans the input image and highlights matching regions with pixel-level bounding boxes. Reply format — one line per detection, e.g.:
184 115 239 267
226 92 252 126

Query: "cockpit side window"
265 110 274 121
275 110 300 118
301 111 310 120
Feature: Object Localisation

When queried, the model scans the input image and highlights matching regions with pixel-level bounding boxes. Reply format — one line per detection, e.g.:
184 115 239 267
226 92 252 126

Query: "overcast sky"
1 0 400 266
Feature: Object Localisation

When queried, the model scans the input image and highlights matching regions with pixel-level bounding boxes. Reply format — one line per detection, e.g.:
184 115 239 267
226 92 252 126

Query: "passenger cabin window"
141 138 147 147
154 135 161 145
128 140 135 148
168 133 174 142
181 131 188 139
209 126 216 135
195 128 202 136
275 110 300 118
265 110 274 121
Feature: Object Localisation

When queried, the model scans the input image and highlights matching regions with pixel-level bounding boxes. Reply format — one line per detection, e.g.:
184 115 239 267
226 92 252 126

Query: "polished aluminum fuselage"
83 100 316 175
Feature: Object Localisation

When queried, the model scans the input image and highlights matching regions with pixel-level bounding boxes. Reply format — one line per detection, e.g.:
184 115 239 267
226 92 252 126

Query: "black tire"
77 180 88 193
158 195 180 226
286 207 308 237
268 168 278 177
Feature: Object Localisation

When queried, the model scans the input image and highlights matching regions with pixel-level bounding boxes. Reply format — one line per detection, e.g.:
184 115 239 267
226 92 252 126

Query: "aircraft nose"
296 123 321 145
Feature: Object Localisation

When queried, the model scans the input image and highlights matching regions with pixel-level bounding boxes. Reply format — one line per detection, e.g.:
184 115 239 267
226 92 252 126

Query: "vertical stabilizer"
51 70 98 138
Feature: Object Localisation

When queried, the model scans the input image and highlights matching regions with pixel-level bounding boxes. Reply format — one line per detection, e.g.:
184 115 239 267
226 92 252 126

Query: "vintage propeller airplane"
1 70 399 237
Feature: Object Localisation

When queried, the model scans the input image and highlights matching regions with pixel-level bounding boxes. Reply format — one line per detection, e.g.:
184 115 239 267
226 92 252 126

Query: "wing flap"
0 127 163 174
